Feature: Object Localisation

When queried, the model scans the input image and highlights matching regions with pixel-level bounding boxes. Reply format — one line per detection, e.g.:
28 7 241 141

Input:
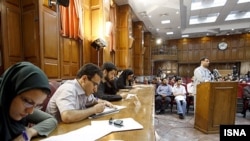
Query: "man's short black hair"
175 76 182 81
200 57 209 62
101 62 117 72
76 63 103 79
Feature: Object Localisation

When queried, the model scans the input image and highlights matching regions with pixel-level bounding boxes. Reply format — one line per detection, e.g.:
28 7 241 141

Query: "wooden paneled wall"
22 0 40 66
39 1 60 79
60 38 80 79
162 34 250 77
168 34 250 63
133 21 144 75
1 0 23 68
144 32 152 75
90 0 105 66
83 0 92 64
39 0 80 80
115 4 132 69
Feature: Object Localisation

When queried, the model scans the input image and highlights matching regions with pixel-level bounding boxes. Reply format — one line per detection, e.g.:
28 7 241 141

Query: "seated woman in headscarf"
116 69 134 89
0 62 57 141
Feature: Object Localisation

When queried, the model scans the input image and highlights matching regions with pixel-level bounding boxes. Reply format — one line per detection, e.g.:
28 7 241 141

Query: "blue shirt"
156 84 172 96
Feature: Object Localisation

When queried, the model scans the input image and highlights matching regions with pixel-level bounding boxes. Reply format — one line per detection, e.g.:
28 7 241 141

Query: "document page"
91 117 143 132
41 125 111 141
89 105 126 119
41 118 143 141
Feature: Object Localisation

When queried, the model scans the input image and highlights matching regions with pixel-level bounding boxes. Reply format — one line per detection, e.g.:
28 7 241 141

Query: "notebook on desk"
89 105 126 119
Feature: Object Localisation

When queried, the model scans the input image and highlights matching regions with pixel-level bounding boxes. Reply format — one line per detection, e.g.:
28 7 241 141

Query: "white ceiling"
114 0 250 40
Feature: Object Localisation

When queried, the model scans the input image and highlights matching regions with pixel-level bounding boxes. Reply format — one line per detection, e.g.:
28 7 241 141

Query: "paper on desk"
41 125 111 141
99 105 126 114
119 89 130 92
41 118 143 141
89 105 126 119
125 93 137 99
91 118 143 132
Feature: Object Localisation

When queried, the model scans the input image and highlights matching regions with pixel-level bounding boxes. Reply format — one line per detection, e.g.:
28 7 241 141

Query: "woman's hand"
13 128 37 141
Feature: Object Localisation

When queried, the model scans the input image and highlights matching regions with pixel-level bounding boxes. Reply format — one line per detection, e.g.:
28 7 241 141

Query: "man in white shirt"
187 76 194 96
186 76 194 113
172 77 187 119
193 57 213 112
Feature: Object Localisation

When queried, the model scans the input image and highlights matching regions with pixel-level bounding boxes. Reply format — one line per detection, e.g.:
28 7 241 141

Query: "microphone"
209 72 214 81
213 69 221 77
213 69 221 81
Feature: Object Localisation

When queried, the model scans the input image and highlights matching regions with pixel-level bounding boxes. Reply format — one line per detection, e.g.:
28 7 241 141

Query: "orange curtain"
60 0 82 39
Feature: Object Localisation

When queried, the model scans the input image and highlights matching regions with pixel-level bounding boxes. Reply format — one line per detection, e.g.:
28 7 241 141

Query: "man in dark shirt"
94 62 127 101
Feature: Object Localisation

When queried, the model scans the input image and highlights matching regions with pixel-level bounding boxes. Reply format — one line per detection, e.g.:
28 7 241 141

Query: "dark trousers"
155 95 171 111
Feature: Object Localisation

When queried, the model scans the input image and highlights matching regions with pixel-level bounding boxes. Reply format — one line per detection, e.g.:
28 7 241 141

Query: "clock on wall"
218 42 228 50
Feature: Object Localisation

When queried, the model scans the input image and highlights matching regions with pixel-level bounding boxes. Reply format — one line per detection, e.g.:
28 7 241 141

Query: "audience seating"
41 80 61 112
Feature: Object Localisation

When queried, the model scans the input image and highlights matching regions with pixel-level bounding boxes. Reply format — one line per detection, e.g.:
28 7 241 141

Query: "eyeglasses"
89 79 99 87
20 96 43 109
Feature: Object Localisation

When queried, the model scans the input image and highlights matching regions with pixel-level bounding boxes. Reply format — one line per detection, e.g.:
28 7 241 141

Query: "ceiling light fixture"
225 11 250 21
160 13 168 17
161 20 170 24
182 35 189 38
190 13 219 25
191 0 226 10
166 32 174 35
237 0 250 3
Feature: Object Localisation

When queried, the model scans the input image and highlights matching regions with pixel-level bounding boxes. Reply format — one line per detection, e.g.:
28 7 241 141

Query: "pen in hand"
22 130 29 141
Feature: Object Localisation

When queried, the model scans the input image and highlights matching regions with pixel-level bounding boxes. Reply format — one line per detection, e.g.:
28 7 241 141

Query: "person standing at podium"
193 57 213 111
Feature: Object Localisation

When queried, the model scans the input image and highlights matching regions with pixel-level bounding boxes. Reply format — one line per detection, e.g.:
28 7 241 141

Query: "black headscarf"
116 69 134 89
0 62 51 141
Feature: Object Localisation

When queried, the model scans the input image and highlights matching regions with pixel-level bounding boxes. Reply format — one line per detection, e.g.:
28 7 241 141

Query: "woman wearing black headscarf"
116 69 134 89
0 62 57 141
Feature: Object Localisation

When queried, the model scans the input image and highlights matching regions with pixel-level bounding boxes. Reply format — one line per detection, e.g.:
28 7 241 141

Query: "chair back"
41 81 61 111
238 83 249 98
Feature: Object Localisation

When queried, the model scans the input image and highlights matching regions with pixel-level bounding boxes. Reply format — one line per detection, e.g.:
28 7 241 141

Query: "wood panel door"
60 38 80 79
22 0 40 66
1 0 22 69
39 1 60 79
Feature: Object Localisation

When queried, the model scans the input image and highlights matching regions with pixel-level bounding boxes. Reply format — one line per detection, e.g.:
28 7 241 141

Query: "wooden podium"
194 82 238 134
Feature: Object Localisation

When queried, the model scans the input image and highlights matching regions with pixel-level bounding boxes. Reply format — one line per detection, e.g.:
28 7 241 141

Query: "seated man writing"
94 62 127 101
46 63 114 123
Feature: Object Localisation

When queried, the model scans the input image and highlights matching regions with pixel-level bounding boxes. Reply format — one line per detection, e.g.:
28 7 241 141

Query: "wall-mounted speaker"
91 38 107 50
58 0 69 7
49 0 69 7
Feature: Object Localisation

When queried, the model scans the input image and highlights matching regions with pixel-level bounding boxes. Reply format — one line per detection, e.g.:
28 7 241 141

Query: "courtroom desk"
32 84 155 141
